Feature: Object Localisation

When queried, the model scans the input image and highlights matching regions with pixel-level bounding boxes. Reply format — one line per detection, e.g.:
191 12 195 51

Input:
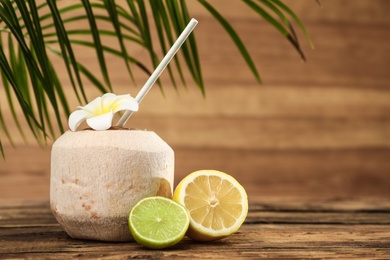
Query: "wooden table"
1 197 389 259
1 2 390 257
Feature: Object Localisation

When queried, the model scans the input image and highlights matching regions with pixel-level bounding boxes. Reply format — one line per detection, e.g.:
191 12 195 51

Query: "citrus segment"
128 196 190 249
173 170 248 241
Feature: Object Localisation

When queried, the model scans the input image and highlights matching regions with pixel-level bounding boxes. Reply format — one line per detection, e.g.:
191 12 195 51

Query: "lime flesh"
128 196 190 249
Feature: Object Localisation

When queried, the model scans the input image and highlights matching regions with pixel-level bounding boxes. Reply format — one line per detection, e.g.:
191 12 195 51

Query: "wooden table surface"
1 196 389 259
1 1 390 259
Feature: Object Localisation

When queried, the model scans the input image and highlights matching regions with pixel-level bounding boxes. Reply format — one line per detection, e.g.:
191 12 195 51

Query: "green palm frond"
0 0 313 157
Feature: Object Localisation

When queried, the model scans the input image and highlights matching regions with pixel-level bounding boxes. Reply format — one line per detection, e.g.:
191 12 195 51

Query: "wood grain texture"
1 0 390 201
0 199 389 259
1 145 390 200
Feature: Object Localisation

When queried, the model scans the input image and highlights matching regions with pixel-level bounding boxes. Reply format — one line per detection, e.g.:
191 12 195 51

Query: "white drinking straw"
116 18 198 127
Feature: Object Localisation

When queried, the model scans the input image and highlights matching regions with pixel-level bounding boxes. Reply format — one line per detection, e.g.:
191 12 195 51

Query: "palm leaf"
0 96 14 148
14 0 63 139
166 0 204 92
81 0 112 91
0 0 313 156
149 0 181 91
46 0 87 103
180 0 203 92
0 138 4 158
268 0 314 49
127 0 162 92
0 45 43 143
103 0 135 85
198 0 262 83
243 0 306 60
2 33 26 142
0 96 14 150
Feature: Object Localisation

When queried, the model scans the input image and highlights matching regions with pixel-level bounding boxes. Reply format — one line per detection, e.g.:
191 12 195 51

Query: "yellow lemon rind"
173 170 248 242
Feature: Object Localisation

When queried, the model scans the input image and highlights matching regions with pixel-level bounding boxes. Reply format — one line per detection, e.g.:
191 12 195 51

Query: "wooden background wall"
1 0 389 200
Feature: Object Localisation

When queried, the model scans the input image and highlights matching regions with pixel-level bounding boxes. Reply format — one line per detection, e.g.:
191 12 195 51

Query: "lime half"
128 196 190 249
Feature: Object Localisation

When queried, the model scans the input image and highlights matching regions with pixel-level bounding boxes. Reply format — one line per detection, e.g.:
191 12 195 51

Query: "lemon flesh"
128 196 190 249
173 170 248 241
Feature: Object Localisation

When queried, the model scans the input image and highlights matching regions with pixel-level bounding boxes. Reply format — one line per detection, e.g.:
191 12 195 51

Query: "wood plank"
127 86 390 119
0 145 51 200
0 199 389 259
247 212 390 225
249 197 390 212
1 0 390 208
129 116 390 150
1 145 390 199
84 1 389 90
9 108 382 151
2 199 389 226
189 0 390 25
1 200 389 227
3 86 390 147
1 1 390 148
63 16 390 90
174 147 390 198
0 225 389 259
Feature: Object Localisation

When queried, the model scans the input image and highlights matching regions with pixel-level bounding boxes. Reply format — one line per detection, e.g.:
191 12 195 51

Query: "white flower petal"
112 94 139 113
101 93 117 103
101 93 121 114
68 110 92 131
81 96 103 114
86 112 114 131
68 93 139 131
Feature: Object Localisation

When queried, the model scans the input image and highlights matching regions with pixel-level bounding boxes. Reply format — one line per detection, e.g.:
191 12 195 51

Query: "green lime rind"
128 196 190 249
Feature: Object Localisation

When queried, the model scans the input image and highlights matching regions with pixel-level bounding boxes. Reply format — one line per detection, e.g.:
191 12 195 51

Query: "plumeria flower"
68 93 138 131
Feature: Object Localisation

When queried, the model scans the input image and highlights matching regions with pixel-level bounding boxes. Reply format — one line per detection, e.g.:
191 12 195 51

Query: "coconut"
50 130 174 242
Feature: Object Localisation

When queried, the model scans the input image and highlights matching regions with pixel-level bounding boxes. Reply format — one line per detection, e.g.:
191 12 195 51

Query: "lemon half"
173 170 248 241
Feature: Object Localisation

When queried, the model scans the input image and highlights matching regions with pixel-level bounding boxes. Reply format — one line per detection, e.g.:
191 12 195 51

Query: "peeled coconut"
50 129 174 242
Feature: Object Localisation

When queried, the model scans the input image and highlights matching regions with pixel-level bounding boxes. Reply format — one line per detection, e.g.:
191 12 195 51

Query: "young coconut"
50 94 173 241
50 129 174 242
50 19 197 242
